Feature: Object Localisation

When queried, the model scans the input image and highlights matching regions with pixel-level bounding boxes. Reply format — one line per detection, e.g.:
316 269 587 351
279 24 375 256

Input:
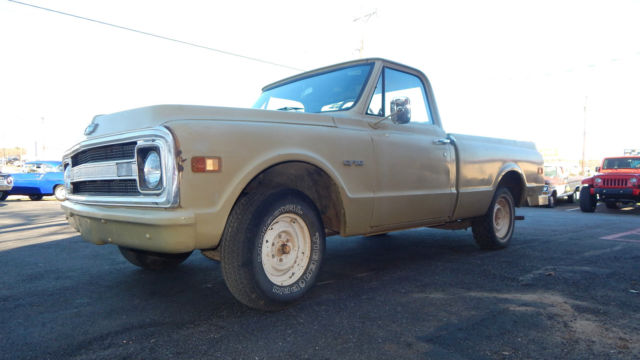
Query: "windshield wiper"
276 106 304 112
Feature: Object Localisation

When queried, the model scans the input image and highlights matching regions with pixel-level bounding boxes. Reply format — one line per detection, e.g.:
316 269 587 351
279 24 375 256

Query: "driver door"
367 67 456 227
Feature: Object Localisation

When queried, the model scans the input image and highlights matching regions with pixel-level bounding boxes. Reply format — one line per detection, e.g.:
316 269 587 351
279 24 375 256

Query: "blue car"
2 161 66 201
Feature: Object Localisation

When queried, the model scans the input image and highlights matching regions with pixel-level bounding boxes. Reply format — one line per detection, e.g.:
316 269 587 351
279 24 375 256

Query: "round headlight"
595 177 602 185
630 177 638 185
6 176 13 186
143 151 162 189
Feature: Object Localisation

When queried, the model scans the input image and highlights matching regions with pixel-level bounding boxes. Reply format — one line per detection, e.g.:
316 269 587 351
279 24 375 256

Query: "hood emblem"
84 123 99 135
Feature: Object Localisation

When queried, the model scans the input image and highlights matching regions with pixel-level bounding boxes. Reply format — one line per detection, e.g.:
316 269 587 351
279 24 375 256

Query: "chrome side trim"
63 127 179 208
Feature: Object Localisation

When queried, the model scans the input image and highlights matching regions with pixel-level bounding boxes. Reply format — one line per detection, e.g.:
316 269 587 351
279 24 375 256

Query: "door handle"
433 138 451 145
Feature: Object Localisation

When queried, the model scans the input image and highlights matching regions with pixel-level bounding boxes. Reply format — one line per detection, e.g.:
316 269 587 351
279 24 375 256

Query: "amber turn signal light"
192 156 221 173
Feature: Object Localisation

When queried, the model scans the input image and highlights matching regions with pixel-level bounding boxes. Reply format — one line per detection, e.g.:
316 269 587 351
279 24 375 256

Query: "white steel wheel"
220 189 326 311
472 187 515 250
261 213 312 286
492 197 512 239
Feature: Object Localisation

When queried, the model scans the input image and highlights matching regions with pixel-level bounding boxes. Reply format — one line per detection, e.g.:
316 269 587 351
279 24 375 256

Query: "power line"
8 0 306 72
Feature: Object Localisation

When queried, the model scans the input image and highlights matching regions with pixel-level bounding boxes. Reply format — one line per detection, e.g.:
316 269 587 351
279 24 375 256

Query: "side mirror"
595 166 600 172
390 97 411 124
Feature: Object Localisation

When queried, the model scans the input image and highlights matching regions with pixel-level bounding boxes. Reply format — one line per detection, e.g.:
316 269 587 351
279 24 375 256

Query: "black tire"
220 189 325 311
29 194 43 201
605 201 619 209
547 192 557 208
53 185 66 201
579 186 597 212
118 246 192 270
567 192 575 203
472 187 515 250
0 192 7 201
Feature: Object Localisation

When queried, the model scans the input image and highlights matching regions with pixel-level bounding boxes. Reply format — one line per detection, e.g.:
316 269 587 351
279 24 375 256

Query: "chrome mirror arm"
369 110 400 129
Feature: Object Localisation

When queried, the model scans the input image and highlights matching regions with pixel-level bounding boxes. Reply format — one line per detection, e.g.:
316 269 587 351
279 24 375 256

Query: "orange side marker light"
192 156 221 173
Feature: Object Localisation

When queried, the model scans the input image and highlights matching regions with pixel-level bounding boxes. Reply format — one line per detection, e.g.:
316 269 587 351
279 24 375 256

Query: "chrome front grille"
71 142 137 166
73 180 139 195
63 127 179 207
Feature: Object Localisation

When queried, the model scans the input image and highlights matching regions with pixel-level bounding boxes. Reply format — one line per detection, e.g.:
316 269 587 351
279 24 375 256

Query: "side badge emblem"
84 123 98 135
343 160 364 167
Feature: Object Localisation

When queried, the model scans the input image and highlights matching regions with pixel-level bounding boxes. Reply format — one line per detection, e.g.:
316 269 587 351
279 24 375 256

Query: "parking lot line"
600 227 640 242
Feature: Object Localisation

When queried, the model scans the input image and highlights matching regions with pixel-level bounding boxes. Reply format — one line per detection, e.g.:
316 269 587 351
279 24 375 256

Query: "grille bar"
602 177 628 188
73 180 139 195
72 142 137 166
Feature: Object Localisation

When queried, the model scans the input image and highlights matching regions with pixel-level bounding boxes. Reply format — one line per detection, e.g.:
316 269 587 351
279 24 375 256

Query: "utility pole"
353 10 377 58
581 96 587 175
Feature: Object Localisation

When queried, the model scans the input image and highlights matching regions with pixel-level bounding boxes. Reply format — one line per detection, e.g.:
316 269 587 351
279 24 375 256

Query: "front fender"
582 177 594 186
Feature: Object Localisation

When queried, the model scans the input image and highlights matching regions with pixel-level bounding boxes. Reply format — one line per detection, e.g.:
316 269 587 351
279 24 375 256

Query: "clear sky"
1 0 639 163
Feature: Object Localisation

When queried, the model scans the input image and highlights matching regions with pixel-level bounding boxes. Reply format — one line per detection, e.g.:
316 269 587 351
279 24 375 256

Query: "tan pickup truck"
62 58 547 310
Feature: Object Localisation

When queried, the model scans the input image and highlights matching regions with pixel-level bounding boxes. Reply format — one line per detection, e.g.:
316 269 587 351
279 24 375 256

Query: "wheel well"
497 171 526 206
241 162 344 235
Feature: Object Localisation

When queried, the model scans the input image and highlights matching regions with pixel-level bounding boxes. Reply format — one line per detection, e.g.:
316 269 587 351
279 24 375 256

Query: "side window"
366 68 433 124
384 68 432 124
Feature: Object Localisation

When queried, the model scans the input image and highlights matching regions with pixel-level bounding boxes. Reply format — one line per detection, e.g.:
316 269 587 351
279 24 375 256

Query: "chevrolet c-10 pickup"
62 58 547 310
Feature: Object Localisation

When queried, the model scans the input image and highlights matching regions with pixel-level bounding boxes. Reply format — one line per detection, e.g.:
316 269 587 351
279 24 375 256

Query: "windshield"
602 157 640 170
253 64 373 113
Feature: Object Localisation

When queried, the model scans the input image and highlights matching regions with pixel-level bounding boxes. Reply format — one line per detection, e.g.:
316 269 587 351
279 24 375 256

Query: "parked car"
0 173 14 200
61 58 547 310
543 164 583 207
580 156 640 212
6 161 66 201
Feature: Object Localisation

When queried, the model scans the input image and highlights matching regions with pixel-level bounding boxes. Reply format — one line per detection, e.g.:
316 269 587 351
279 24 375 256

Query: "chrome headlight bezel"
137 146 163 193
594 177 603 186
63 163 72 192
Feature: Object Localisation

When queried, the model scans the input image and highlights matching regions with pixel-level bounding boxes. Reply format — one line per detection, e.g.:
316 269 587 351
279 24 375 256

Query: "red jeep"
580 156 640 212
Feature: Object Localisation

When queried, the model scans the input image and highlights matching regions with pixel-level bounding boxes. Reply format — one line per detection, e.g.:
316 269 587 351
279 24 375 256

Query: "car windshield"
252 64 373 113
602 157 640 170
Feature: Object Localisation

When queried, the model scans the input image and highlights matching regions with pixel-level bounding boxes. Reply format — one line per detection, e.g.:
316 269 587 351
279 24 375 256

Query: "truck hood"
83 105 337 140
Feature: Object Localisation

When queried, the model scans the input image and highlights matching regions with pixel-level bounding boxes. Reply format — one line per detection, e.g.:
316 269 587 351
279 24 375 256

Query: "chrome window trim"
63 127 179 208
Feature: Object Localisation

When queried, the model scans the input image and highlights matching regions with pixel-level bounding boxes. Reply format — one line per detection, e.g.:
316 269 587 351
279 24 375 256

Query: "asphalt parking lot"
1 197 639 360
